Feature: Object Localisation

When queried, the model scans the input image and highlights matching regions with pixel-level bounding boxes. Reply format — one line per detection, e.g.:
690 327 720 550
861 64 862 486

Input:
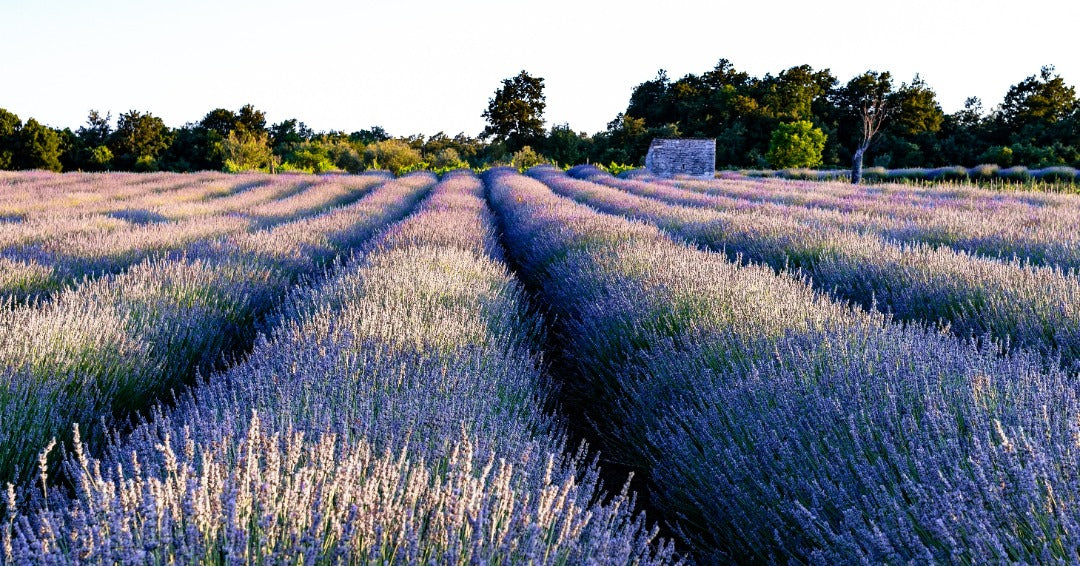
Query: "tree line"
1 60 1077 177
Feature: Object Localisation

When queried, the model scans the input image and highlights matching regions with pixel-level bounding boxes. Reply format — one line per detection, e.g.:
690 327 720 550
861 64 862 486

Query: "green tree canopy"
760 65 837 122
626 69 676 127
999 65 1078 143
16 119 63 171
111 110 170 169
892 75 944 136
766 120 827 168
481 70 546 152
77 110 112 148
832 70 896 182
0 108 21 169
542 123 588 167
222 129 275 172
363 139 423 175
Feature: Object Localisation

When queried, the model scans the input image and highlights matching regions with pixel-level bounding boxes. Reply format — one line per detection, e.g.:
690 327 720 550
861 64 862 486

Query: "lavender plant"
3 171 676 564
579 166 1080 271
0 173 433 491
487 169 1080 562
541 167 1080 370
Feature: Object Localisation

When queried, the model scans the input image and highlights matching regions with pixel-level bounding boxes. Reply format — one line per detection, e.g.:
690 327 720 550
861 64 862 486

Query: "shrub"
927 165 969 181
861 166 887 181
88 145 113 171
978 146 1014 167
364 139 424 176
133 155 159 172
430 147 468 170
766 120 826 169
886 167 929 181
998 165 1033 182
222 129 274 172
283 143 337 174
510 146 547 170
1034 166 1078 183
969 163 1000 180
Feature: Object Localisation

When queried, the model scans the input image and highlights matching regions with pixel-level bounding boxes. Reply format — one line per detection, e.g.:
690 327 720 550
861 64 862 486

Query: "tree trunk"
851 145 866 184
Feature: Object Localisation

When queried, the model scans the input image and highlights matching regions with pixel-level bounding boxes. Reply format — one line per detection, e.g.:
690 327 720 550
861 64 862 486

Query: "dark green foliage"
0 108 21 169
349 126 390 145
2 61 1077 174
542 123 588 167
607 60 1078 172
269 119 313 156
481 70 546 152
1000 66 1077 134
110 110 171 170
16 119 63 171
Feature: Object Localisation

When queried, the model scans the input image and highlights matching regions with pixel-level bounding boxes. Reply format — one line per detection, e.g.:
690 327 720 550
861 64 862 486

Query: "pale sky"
2 0 1078 137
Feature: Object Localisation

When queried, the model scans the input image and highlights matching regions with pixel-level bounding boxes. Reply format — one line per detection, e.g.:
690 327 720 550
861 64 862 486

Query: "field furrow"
487 168 1080 563
0 174 388 303
608 170 1080 270
4 171 676 564
0 173 433 491
534 167 1080 369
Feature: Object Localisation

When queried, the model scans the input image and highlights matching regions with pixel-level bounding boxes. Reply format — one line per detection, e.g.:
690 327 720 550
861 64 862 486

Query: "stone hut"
644 138 716 178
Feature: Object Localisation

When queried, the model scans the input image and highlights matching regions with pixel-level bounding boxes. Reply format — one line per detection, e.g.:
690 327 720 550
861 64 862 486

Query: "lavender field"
2 168 1080 563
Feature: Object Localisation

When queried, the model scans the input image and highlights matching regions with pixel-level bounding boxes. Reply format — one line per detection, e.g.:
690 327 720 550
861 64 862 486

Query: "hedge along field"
488 169 1080 562
628 170 1080 271
532 167 1080 372
4 171 675 564
0 172 433 494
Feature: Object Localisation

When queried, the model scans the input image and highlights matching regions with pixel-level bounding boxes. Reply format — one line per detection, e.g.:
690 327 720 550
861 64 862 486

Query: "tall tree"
222 129 274 172
626 69 676 127
998 65 1078 143
77 110 112 148
760 65 837 122
199 108 239 137
0 108 21 169
481 70 546 152
111 110 171 170
16 119 63 171
892 75 944 136
834 71 895 183
234 104 267 135
542 123 589 167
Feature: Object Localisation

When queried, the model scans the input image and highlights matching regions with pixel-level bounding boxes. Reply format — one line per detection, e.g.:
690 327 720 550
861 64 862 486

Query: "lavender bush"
3 171 675 564
0 173 433 491
592 166 1080 271
0 173 389 303
487 169 1080 562
545 167 1080 370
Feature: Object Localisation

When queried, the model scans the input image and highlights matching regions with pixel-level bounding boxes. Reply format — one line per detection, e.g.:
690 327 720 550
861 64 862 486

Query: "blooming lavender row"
487 168 1080 562
537 167 1080 370
0 173 433 492
0 174 388 303
0 172 227 219
2 171 675 564
640 170 1080 270
0 174 282 254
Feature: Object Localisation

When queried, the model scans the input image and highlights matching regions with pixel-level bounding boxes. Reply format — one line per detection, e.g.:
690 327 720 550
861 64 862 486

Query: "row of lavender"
540 167 1080 372
733 165 1080 185
490 169 1080 562
651 171 1080 270
0 172 388 302
0 173 433 495
4 172 674 564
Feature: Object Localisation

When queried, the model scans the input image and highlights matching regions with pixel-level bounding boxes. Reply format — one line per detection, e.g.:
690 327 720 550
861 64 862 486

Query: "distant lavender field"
3 168 1080 563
